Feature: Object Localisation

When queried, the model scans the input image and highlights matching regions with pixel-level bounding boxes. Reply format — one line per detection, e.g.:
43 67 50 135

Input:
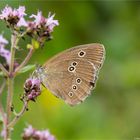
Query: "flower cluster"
28 11 59 45
0 5 59 45
22 125 56 140
0 34 19 70
24 77 41 101
0 5 59 140
0 35 11 65
0 5 27 27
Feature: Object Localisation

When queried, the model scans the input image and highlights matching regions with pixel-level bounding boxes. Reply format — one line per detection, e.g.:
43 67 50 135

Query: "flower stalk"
9 34 18 73
0 64 9 77
8 100 28 129
14 48 34 76
5 34 19 139
0 5 59 140
0 80 6 96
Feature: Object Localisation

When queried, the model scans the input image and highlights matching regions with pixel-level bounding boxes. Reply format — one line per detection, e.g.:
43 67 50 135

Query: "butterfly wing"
42 43 105 106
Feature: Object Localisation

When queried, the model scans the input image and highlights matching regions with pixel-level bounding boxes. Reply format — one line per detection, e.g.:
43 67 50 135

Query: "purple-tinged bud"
3 61 19 73
0 129 6 139
0 35 8 45
27 11 59 46
0 5 27 27
22 125 56 140
24 77 41 101
22 125 34 140
0 34 11 65
24 79 32 90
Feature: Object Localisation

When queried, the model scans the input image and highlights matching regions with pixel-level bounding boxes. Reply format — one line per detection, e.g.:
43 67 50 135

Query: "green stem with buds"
5 34 19 140
14 48 34 76
4 33 35 139
0 64 9 77
8 100 28 129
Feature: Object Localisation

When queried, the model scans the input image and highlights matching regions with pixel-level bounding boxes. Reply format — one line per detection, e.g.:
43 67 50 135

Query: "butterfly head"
32 65 46 82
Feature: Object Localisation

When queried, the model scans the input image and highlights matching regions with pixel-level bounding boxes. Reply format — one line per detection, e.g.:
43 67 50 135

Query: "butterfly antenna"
41 82 46 89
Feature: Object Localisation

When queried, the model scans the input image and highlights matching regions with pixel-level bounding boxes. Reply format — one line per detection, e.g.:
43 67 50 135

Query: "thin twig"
5 34 19 139
0 102 7 140
14 48 34 76
8 100 28 128
0 79 6 96
0 79 6 124
0 63 9 77
9 34 18 73
0 80 6 140
0 102 6 123
5 77 13 139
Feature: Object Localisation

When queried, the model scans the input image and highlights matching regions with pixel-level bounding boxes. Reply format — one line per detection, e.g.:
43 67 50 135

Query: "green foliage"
18 64 35 74
0 114 3 124
0 71 4 76
0 1 140 140
31 39 40 49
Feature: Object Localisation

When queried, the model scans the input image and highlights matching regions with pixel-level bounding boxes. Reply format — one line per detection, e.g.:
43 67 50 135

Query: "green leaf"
32 39 40 49
27 44 33 49
18 64 35 74
0 113 3 124
0 71 4 76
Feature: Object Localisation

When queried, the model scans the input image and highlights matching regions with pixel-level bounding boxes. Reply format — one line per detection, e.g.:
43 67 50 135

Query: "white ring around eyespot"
76 78 82 84
72 85 77 91
78 50 86 57
68 66 76 72
68 92 73 97
71 61 78 66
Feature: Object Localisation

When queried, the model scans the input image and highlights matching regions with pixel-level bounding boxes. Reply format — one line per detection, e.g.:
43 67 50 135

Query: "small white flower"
16 6 27 17
22 125 56 140
0 35 10 65
0 5 12 20
17 17 28 27
30 11 42 25
30 11 46 27
46 13 59 32
0 35 8 45
0 47 11 64
23 125 34 137
0 5 27 27
30 11 59 32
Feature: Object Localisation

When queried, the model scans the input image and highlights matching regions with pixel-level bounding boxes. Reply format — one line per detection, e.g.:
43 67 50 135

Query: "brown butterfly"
33 43 105 106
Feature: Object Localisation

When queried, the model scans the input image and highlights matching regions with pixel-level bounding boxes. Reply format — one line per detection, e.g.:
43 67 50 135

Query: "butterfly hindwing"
42 43 105 105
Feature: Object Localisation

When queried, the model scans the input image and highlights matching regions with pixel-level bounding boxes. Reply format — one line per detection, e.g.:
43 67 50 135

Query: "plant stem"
0 80 7 140
14 48 34 76
0 102 5 121
0 102 7 140
5 77 14 139
8 100 28 129
9 35 18 73
0 79 6 96
0 64 9 77
5 34 19 139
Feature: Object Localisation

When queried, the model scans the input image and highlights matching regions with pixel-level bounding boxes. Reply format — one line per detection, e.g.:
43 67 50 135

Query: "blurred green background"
0 1 140 140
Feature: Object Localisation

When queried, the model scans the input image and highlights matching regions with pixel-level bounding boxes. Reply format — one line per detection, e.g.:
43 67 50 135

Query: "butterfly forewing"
42 43 105 106
44 43 105 70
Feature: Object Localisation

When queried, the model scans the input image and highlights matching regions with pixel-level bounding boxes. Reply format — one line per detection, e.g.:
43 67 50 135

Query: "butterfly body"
33 43 105 106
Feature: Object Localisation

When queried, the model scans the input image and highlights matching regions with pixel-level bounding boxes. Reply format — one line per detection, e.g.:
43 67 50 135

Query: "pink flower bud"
24 77 41 101
0 5 27 27
22 125 56 140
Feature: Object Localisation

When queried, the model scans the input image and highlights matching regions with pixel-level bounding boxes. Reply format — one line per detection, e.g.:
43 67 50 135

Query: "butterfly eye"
72 85 77 90
68 66 75 72
68 92 73 97
78 50 86 57
76 78 82 84
71 61 77 66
